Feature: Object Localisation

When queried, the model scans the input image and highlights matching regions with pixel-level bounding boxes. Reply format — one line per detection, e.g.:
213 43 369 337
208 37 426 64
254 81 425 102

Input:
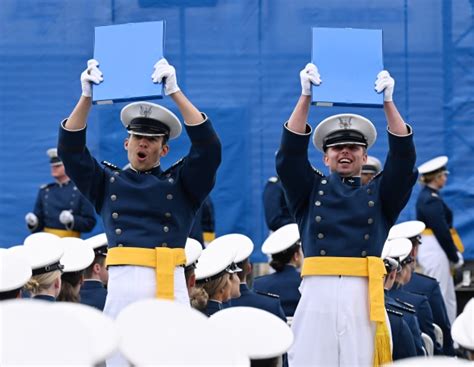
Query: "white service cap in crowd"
451 298 474 351
46 147 62 166
84 233 108 256
195 242 236 283
22 234 64 275
0 248 32 292
209 306 294 360
206 233 254 263
116 299 249 366
388 221 426 240
418 156 449 175
262 223 300 255
59 237 94 272
184 237 202 267
120 101 182 139
381 238 413 262
0 300 108 366
391 356 472 366
362 155 382 174
313 113 377 152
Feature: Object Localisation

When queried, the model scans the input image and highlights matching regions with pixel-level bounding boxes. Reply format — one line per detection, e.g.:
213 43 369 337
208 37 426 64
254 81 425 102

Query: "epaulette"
414 272 437 281
163 158 185 175
396 298 415 309
40 183 54 190
386 308 403 317
312 167 325 177
268 176 279 183
101 161 121 171
387 301 416 314
255 290 280 299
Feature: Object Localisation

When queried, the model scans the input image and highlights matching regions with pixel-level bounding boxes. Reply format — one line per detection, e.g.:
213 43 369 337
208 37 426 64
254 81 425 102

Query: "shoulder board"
101 161 120 171
387 301 416 314
40 183 54 189
268 176 279 183
431 192 439 198
396 298 415 309
312 167 325 177
255 290 280 299
386 308 403 317
163 158 185 175
414 272 437 281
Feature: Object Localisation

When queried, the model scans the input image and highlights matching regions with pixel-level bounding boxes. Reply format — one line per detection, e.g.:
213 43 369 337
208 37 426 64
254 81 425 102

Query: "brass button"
165 212 172 218
317 233 324 239
45 195 48 199
361 250 367 257
367 188 372 194
112 212 119 219
318 190 324 196
118 243 123 247
114 171 120 176
368 201 375 207
320 249 327 255
110 177 115 183
70 201 74 205
315 201 321 207
315 216 322 222
46 188 49 192
111 194 117 201
166 174 171 178
321 179 327 185
166 194 173 200
161 242 168 247
368 218 374 224
163 226 169 233
115 228 122 235
364 234 370 240
72 193 76 197
168 178 174 183
73 186 78 190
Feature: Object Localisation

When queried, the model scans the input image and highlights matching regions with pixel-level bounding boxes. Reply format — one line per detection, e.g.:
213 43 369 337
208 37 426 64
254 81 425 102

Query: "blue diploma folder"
311 27 384 108
93 21 165 104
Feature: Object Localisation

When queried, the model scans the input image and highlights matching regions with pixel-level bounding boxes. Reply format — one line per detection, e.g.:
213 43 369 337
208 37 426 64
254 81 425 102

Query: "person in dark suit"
416 156 464 324
253 223 302 317
263 176 294 232
25 148 96 238
80 233 109 311
389 220 455 355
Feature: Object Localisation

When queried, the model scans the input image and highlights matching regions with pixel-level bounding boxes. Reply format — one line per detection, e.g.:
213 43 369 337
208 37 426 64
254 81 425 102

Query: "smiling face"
323 144 368 177
124 134 169 171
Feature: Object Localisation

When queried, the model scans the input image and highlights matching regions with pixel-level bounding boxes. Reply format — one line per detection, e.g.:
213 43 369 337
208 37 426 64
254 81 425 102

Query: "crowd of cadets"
0 57 472 366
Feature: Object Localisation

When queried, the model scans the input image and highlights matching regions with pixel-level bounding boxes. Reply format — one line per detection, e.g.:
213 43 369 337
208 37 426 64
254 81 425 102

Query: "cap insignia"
139 105 153 118
338 116 352 129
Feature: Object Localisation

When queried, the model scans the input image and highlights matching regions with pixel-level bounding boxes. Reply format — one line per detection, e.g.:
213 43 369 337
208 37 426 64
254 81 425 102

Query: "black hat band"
323 130 367 150
362 164 378 173
32 261 64 276
128 118 171 136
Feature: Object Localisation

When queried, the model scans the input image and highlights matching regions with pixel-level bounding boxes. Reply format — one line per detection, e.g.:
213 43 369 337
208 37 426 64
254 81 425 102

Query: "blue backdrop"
1 0 473 261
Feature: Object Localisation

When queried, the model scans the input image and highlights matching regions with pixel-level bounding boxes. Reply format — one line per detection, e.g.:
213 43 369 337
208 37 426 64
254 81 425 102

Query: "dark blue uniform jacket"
79 280 107 311
263 177 294 231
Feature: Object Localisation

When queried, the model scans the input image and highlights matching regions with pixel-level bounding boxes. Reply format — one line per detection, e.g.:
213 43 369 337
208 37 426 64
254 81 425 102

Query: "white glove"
151 58 180 95
300 63 321 96
25 212 38 227
374 70 395 102
454 251 464 269
59 210 74 225
80 59 103 97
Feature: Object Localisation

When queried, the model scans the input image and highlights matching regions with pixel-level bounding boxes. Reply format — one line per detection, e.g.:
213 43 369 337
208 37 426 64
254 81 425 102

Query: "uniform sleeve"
179 115 222 209
263 182 294 231
429 283 455 355
31 190 45 232
396 319 418 360
276 123 316 216
57 120 106 212
418 298 443 355
71 196 97 233
379 126 418 224
201 197 215 233
419 198 459 263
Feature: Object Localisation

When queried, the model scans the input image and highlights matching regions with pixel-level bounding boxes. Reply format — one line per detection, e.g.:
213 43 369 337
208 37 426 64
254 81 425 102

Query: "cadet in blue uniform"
382 237 425 357
80 234 109 311
263 176 294 232
361 155 382 185
25 148 96 238
253 223 302 317
58 58 221 323
277 63 417 366
416 156 464 324
389 220 455 356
